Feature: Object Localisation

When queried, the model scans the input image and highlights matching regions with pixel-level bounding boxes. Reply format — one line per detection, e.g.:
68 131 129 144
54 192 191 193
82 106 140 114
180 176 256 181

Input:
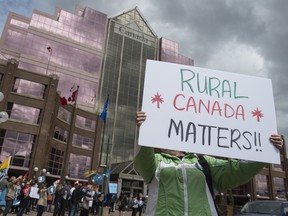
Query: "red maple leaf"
151 92 164 108
251 108 264 122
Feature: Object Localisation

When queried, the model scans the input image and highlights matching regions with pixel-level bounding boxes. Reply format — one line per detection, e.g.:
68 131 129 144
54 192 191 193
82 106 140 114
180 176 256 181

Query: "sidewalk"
5 209 144 216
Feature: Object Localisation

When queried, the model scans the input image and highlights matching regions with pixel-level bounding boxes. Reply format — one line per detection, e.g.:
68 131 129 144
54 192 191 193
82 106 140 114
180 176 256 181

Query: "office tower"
99 8 193 165
0 6 108 180
0 6 193 166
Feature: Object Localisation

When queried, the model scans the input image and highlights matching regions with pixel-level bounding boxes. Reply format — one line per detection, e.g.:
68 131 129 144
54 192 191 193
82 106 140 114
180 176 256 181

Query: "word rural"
166 68 262 151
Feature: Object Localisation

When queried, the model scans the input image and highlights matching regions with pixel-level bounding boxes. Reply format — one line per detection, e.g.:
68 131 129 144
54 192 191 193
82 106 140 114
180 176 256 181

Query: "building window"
53 126 67 142
72 134 94 150
8 103 41 124
274 177 285 199
57 106 71 123
0 130 34 168
12 78 46 99
75 115 96 131
256 174 269 198
48 148 64 176
69 153 91 179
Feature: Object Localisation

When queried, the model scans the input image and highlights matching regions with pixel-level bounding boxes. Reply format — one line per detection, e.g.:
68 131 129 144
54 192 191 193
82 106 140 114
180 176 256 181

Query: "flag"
0 156 11 182
100 97 109 122
0 156 11 170
60 84 79 106
23 171 29 181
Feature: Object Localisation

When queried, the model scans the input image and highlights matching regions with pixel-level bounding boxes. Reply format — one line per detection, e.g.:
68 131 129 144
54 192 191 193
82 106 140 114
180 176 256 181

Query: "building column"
143 182 148 197
117 178 122 196
29 74 59 177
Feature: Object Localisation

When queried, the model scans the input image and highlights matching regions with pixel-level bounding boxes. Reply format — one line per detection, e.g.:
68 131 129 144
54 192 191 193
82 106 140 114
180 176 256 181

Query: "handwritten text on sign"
139 60 279 164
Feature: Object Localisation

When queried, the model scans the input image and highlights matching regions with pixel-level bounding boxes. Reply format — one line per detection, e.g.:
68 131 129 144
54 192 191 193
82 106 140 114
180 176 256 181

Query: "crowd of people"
116 192 147 216
0 176 125 216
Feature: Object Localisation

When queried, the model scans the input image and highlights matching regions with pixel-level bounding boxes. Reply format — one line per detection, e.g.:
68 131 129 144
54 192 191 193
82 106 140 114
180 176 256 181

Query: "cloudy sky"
1 0 287 139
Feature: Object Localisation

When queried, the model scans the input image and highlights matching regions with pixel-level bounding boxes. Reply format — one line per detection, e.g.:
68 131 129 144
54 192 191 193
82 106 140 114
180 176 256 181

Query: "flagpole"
46 46 52 75
99 120 106 165
60 85 79 182
99 95 109 216
105 137 110 165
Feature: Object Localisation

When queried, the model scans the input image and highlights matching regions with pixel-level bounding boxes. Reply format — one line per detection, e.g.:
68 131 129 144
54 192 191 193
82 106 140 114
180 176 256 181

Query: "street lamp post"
0 92 9 124
33 166 39 180
33 167 48 183
247 193 251 201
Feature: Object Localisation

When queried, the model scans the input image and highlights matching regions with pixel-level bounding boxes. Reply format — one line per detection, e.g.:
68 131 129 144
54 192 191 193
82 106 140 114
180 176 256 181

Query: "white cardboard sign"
139 60 280 164
29 186 40 199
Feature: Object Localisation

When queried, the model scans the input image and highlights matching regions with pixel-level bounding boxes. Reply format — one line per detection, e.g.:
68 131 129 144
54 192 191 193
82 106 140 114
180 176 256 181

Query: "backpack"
197 154 223 216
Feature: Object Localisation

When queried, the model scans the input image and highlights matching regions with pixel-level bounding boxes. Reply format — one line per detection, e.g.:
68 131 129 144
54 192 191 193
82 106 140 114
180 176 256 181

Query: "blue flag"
100 97 109 122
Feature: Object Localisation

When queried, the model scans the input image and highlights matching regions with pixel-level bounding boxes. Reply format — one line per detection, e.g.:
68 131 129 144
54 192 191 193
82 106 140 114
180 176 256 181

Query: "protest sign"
29 186 40 199
139 60 279 164
48 185 56 194
109 183 118 194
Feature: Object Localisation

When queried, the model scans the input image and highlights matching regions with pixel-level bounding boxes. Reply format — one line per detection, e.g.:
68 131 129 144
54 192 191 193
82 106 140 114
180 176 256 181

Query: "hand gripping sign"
139 60 279 164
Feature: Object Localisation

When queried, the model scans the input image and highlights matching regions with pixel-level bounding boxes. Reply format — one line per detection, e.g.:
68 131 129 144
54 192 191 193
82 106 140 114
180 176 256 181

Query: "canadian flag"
60 84 78 106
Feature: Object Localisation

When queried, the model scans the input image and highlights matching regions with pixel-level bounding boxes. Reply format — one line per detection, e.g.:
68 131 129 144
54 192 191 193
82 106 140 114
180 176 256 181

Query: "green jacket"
134 147 265 216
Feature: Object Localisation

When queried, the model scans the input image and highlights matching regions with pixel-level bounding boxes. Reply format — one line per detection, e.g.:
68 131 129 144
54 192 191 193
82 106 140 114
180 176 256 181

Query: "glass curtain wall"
100 17 157 164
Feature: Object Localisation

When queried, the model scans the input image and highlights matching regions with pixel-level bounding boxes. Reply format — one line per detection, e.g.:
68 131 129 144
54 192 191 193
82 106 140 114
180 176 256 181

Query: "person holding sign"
134 111 283 216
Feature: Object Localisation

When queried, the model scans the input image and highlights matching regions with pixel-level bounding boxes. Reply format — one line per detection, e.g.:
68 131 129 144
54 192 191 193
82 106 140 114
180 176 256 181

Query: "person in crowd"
69 181 78 215
53 183 63 216
69 182 87 216
47 190 53 212
27 180 38 212
127 194 132 211
0 175 9 214
88 186 95 214
2 175 22 216
70 181 78 195
131 194 139 216
109 193 117 213
80 185 93 216
142 195 148 213
117 192 128 216
36 182 48 216
137 194 144 216
60 181 71 216
92 186 100 215
10 178 22 214
17 181 31 216
135 111 284 216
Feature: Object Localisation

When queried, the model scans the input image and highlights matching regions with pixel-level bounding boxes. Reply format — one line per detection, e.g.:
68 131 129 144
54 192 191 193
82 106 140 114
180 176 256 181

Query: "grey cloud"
1 0 287 139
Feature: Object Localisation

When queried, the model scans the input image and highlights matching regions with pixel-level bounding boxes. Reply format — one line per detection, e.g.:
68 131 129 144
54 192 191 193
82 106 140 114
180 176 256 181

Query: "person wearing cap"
2 175 23 216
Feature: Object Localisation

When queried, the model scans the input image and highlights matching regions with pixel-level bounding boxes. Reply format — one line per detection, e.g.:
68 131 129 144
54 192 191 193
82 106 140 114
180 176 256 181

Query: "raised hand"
136 111 146 127
270 134 284 151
